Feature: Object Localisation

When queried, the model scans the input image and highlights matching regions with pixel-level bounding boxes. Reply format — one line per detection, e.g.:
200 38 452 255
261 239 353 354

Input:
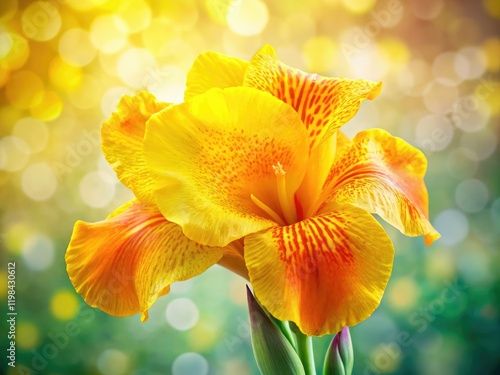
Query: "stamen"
251 194 286 226
273 161 297 224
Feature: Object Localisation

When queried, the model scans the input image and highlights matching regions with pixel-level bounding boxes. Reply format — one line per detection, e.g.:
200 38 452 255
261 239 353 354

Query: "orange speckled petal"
102 92 170 203
244 45 381 150
65 199 224 321
323 129 440 245
184 51 248 101
144 86 309 247
245 204 394 336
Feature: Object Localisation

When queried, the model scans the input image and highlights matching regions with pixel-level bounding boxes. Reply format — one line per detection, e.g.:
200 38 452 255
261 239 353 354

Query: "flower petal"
244 45 381 150
217 240 249 280
245 204 394 336
102 92 170 203
145 86 310 247
184 51 248 101
334 130 352 162
65 200 224 321
322 129 440 244
296 130 352 219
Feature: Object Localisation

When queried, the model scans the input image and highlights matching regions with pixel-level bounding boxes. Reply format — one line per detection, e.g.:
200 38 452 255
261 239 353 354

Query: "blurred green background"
1 0 499 374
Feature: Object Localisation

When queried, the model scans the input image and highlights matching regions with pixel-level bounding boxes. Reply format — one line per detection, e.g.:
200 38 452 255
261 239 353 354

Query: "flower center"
251 161 298 226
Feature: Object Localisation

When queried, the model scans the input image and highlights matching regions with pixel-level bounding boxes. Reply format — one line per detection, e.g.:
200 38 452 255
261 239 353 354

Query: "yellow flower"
65 45 439 336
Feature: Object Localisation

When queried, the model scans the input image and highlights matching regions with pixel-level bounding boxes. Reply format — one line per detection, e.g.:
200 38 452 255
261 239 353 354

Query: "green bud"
323 326 354 375
246 286 305 375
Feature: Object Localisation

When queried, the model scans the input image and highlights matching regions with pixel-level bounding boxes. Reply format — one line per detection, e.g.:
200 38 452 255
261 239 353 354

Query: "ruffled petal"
244 45 381 150
102 92 170 203
334 130 352 162
184 51 248 101
144 86 309 247
245 204 394 336
65 200 224 321
322 129 440 245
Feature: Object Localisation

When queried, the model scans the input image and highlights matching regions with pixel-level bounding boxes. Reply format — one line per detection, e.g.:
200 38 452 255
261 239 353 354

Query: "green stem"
276 320 296 350
294 329 316 375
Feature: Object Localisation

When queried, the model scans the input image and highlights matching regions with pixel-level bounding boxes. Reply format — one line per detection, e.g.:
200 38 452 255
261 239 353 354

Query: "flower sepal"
247 286 306 375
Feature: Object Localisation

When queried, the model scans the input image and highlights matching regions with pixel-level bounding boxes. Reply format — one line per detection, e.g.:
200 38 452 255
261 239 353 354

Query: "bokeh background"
1 0 499 374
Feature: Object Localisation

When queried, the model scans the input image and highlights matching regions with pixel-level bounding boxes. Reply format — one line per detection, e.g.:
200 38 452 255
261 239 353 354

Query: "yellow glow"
6 70 44 109
21 1 61 41
49 57 82 92
188 322 220 351
425 251 457 281
17 322 40 349
0 29 12 59
227 0 268 36
22 163 58 201
50 290 79 321
115 0 152 34
341 0 376 14
303 36 337 73
117 47 156 88
486 90 500 116
0 67 9 88
0 135 30 172
159 0 199 30
141 18 179 56
205 0 235 24
483 0 500 18
59 28 97 67
4 222 33 255
67 0 110 12
387 277 420 310
98 49 123 77
0 0 18 22
13 117 49 153
90 14 128 54
378 38 410 66
30 91 63 121
0 271 6 298
370 344 402 372
482 38 500 72
67 75 102 109
0 32 29 70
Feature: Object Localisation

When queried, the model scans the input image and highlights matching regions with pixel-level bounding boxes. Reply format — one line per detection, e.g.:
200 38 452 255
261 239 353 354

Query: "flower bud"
323 326 353 375
246 286 305 375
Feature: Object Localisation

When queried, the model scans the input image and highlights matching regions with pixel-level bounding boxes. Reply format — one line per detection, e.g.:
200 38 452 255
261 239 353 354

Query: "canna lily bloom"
65 92 243 322
65 45 439 336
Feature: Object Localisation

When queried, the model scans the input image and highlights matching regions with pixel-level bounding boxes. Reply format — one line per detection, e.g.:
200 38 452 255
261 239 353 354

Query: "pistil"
273 161 297 225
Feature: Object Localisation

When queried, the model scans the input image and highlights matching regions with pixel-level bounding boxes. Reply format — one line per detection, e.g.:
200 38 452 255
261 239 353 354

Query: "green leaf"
247 286 306 375
323 327 353 375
